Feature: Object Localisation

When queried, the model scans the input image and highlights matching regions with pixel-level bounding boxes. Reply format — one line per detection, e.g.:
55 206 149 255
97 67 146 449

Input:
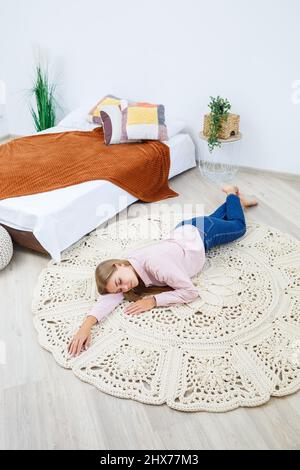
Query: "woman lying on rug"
68 185 258 357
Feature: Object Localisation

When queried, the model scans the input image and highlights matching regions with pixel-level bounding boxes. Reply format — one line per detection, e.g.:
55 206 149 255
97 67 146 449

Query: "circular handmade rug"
32 214 300 412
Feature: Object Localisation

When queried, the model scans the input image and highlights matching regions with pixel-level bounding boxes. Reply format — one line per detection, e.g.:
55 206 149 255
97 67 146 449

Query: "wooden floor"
0 166 300 450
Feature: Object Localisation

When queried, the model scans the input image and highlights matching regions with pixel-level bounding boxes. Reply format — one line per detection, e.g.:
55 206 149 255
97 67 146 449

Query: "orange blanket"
0 127 179 202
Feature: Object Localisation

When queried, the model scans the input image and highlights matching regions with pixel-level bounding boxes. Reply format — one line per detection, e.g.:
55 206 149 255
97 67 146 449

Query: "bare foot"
239 194 258 209
221 184 240 196
222 185 258 209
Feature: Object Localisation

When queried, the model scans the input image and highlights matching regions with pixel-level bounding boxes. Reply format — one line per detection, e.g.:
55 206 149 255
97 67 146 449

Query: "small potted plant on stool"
199 95 242 184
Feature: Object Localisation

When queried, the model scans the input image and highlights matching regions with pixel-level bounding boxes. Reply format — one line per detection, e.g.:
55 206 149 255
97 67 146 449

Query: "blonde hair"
95 258 173 301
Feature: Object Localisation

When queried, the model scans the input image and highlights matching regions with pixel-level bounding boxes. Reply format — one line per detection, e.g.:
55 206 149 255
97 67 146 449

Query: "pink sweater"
88 224 205 322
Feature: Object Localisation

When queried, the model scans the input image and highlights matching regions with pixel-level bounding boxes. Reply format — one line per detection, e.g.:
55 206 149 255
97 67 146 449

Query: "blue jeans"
175 194 246 252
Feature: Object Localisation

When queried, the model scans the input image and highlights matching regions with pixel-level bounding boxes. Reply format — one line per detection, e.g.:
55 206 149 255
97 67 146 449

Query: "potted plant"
203 96 240 153
29 64 58 131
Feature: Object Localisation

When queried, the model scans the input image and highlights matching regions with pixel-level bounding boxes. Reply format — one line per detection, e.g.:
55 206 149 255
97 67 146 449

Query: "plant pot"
203 113 240 140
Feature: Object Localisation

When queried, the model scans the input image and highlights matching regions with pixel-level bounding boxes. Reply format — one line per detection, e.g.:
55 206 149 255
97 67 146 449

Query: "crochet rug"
31 214 300 412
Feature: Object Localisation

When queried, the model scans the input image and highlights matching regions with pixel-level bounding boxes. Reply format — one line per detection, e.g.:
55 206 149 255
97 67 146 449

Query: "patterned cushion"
100 104 142 145
121 100 168 142
99 97 140 145
88 95 121 124
100 104 127 145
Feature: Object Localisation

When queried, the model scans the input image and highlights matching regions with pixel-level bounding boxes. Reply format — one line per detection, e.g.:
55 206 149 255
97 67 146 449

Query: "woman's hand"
68 316 97 357
125 295 156 315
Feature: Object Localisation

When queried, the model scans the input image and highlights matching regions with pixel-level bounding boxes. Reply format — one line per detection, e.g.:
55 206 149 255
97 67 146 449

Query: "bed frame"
1 224 50 256
1 137 50 256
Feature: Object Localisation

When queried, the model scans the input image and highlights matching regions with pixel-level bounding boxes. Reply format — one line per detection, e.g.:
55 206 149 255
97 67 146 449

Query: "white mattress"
0 126 196 261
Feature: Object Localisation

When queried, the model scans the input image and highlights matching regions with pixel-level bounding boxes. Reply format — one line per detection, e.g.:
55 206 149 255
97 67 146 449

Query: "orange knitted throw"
0 127 179 202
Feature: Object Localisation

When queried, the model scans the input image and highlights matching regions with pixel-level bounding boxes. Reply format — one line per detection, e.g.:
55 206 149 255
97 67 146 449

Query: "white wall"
1 0 299 173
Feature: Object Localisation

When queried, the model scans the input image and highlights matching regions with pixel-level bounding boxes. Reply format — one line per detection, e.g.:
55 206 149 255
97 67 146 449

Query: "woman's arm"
68 315 97 357
153 285 199 306
87 292 124 322
146 258 199 307
68 292 124 357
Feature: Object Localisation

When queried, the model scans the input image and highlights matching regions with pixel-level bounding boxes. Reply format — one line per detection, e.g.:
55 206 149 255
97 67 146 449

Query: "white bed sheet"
0 126 196 261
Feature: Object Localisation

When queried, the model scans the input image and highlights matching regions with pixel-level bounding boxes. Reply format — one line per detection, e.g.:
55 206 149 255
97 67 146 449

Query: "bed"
0 125 196 261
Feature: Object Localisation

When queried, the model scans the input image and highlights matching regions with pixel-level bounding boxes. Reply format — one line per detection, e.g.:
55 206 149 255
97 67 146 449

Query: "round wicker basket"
0 225 13 270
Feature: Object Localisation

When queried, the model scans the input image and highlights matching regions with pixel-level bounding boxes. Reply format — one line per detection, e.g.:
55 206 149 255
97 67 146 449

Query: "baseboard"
237 163 300 181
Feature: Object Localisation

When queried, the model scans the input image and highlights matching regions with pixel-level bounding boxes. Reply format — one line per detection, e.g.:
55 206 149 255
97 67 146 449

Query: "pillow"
96 95 141 144
58 101 185 141
88 95 121 124
166 120 186 139
100 105 142 145
100 104 124 144
101 110 185 144
121 100 168 142
57 104 100 130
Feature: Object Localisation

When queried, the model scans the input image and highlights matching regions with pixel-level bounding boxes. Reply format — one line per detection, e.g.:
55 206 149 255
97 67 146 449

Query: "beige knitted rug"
31 214 300 412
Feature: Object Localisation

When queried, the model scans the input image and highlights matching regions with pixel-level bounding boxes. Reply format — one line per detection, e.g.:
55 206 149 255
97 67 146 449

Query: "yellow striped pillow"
121 100 168 141
88 95 121 124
